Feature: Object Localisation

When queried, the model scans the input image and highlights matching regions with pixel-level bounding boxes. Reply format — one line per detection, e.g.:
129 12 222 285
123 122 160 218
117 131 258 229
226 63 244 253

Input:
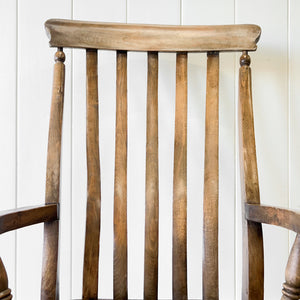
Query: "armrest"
0 204 59 234
245 203 300 233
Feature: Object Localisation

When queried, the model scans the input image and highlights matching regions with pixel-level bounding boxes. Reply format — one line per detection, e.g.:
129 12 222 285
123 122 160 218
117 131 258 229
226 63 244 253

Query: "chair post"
41 48 65 300
0 258 12 299
238 51 264 300
281 234 300 300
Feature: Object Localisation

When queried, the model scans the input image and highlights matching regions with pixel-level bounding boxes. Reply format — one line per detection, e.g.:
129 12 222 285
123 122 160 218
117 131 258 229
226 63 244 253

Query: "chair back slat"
82 49 101 299
172 52 188 300
202 52 220 299
41 48 65 300
144 51 159 300
113 50 128 300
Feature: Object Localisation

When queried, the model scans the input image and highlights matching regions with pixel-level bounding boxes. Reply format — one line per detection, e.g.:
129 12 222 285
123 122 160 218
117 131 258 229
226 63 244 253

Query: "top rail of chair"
45 19 261 52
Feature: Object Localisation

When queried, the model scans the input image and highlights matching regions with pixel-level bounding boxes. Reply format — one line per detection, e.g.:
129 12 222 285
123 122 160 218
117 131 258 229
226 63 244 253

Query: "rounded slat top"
45 19 261 52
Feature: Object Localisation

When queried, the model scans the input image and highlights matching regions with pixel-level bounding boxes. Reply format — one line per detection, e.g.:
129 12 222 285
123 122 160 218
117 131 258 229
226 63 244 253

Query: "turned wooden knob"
240 51 251 66
54 48 65 63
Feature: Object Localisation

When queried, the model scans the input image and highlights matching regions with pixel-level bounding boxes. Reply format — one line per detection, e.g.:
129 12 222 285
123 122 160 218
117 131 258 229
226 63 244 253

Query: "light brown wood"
173 52 187 300
203 52 219 300
246 203 300 233
7 18 297 300
83 49 101 299
144 52 159 300
238 52 264 300
281 234 300 300
114 50 128 300
42 48 65 300
0 204 58 234
45 19 261 52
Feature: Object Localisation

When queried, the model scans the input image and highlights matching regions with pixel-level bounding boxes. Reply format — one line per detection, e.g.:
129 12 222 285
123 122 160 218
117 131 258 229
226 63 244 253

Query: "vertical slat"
173 52 188 300
114 50 128 300
82 49 101 299
202 52 219 300
41 48 65 300
144 52 159 300
238 52 264 300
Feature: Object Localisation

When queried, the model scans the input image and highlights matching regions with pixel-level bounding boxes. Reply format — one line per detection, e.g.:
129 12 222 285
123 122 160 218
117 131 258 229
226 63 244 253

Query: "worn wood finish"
281 234 300 300
114 50 128 300
83 49 101 299
0 258 12 300
144 52 159 300
45 19 261 52
238 52 264 300
173 52 188 300
0 204 58 234
246 203 300 233
42 48 65 300
203 52 219 300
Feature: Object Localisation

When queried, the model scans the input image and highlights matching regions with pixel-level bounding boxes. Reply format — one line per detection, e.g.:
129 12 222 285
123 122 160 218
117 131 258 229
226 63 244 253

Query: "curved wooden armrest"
245 203 300 233
0 204 59 235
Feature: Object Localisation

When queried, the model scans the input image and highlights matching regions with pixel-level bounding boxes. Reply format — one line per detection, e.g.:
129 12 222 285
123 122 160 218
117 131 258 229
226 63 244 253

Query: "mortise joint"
240 51 251 66
207 51 219 56
54 47 65 63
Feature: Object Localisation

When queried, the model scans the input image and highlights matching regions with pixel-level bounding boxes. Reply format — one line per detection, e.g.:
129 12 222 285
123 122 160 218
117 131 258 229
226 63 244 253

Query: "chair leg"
0 257 12 299
282 234 300 300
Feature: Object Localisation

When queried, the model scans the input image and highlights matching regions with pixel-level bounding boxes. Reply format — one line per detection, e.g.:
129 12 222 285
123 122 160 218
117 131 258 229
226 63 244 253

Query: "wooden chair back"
43 19 262 300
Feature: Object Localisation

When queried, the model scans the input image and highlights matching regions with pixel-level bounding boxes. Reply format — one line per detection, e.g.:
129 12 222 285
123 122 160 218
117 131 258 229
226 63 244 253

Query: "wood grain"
42 48 65 300
238 52 264 300
246 203 300 233
0 204 58 234
0 258 11 299
144 52 159 300
281 235 300 300
45 19 261 52
173 52 187 300
114 50 128 300
203 52 219 300
83 49 101 299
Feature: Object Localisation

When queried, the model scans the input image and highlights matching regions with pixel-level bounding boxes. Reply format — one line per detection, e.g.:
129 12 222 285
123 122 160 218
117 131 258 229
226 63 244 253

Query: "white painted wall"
0 0 298 299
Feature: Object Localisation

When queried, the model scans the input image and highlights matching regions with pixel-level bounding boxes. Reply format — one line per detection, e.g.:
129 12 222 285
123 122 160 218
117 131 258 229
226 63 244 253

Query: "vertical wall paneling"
236 0 289 299
289 0 300 248
0 1 298 299
17 1 72 299
0 0 17 295
127 1 180 298
183 1 235 299
289 0 300 203
127 51 147 299
72 1 126 298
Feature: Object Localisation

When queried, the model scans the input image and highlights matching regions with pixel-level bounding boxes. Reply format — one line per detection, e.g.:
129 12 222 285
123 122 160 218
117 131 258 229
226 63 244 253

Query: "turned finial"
54 48 65 63
240 51 251 66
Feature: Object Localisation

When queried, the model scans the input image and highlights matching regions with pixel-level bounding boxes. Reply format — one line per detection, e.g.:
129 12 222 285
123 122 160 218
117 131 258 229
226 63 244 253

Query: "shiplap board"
72 1 126 298
0 0 17 295
17 0 72 299
236 0 289 298
128 1 181 298
290 0 300 249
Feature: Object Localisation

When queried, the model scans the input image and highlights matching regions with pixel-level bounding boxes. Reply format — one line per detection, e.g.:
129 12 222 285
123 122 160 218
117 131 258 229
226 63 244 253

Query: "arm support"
0 204 59 235
246 203 300 299
245 203 300 233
